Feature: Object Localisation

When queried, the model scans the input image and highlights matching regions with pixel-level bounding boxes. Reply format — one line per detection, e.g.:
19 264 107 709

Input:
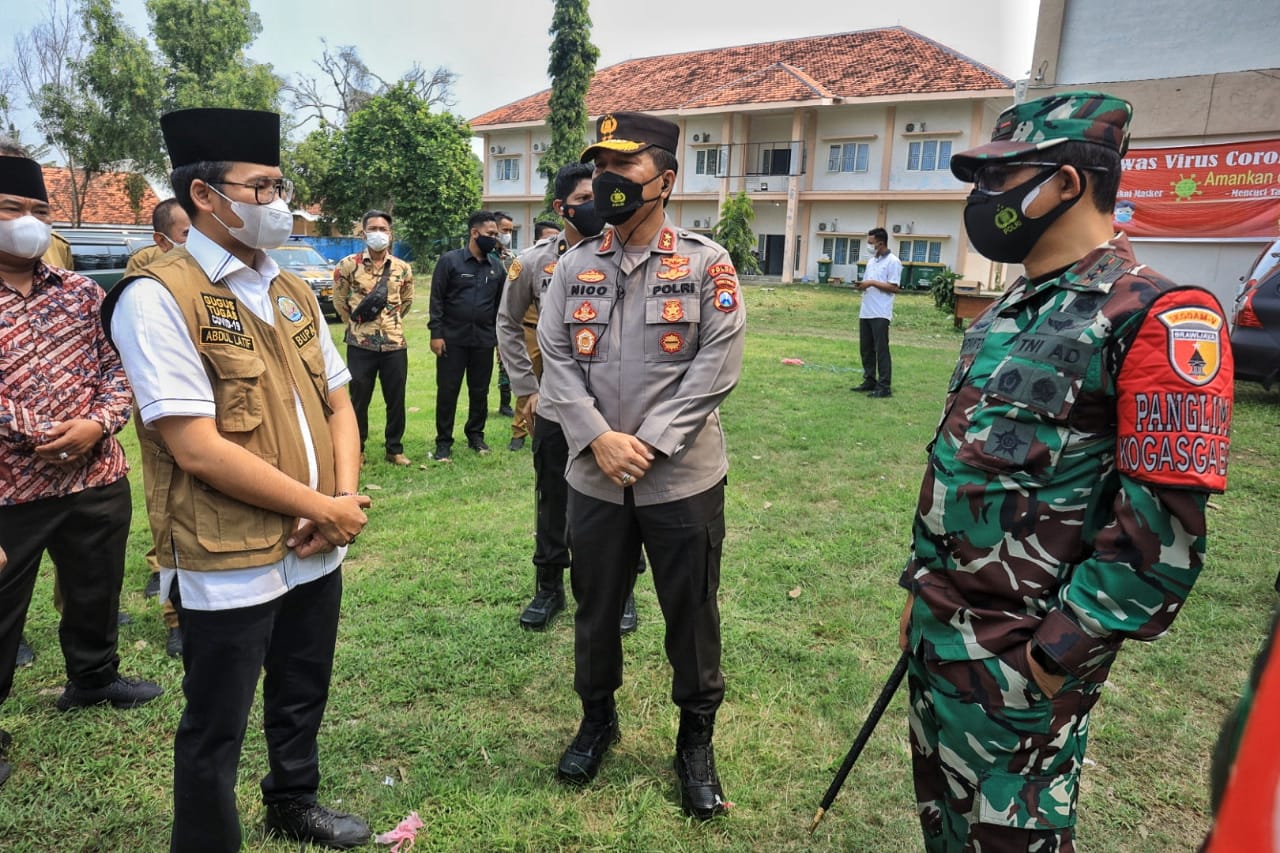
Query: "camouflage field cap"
950 91 1132 182
580 111 679 163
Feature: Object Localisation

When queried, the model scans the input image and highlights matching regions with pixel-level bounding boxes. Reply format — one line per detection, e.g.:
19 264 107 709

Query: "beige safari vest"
127 249 337 570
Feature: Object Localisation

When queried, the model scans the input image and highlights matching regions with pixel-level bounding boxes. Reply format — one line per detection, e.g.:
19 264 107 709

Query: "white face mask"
498 232 513 248
208 185 294 250
365 231 391 252
0 215 53 260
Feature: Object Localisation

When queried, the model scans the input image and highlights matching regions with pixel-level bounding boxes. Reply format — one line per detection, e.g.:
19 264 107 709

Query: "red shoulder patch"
1115 289 1233 492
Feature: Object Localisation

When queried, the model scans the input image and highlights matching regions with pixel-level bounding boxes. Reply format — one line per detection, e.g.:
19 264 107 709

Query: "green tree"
321 84 481 263
539 0 599 217
146 0 279 111
713 191 762 275
15 0 163 225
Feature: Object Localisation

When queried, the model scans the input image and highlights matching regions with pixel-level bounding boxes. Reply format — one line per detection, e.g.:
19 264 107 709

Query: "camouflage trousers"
907 646 1105 852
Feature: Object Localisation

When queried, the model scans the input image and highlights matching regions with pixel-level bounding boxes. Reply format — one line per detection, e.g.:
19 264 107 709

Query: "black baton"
808 650 910 834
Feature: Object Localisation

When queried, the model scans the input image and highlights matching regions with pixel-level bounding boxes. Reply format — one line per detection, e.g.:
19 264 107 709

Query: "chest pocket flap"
644 295 701 362
563 296 614 362
203 345 266 434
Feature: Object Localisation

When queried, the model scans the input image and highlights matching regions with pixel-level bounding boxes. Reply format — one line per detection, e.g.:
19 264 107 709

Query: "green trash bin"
908 262 944 290
817 258 832 284
856 260 867 283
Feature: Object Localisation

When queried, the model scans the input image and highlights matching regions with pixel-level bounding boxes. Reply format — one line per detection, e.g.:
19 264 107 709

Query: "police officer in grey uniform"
537 111 745 819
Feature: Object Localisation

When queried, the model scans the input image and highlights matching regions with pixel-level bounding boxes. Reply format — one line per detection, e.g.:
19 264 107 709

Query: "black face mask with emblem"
593 171 664 226
963 168 1085 264
475 234 499 255
564 200 606 238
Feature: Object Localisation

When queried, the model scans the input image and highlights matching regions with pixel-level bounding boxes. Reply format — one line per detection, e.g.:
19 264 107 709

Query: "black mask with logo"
963 167 1085 264
593 171 664 226
564 200 606 238
475 234 499 255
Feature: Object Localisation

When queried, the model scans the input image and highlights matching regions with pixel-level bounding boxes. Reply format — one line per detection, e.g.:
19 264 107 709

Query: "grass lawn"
2 284 1276 851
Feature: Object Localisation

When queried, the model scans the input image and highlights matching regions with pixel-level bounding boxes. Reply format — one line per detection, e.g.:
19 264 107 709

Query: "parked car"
59 227 154 290
267 242 338 320
1230 240 1280 388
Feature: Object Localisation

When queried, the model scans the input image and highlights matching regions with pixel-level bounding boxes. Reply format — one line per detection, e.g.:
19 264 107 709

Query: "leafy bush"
929 267 961 315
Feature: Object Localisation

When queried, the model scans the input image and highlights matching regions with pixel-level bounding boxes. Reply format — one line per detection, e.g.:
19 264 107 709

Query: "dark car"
1231 240 1280 388
61 227 154 290
267 243 338 320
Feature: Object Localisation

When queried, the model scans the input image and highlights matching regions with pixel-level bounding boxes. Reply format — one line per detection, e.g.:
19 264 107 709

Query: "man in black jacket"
428 211 506 461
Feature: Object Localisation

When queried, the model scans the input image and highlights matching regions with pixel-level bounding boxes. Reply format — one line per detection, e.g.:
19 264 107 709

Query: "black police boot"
619 592 637 636
499 386 515 417
519 567 565 631
15 634 34 668
675 710 729 820
264 800 370 849
0 728 12 789
557 696 619 785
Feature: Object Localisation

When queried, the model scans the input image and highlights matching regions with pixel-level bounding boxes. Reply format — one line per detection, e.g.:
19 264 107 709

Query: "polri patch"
201 293 244 334
707 263 736 278
657 266 690 281
575 327 598 356
660 331 684 354
572 301 598 322
577 269 606 283
662 299 684 322
277 295 304 323
508 259 523 281
543 261 558 275
713 276 737 292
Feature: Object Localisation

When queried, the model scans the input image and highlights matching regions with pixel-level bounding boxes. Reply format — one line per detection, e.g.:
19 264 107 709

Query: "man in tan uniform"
332 209 414 466
538 111 745 819
125 198 191 277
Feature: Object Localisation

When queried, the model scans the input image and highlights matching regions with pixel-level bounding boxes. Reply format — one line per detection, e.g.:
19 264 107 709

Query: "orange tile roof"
40 166 162 226
471 27 1011 128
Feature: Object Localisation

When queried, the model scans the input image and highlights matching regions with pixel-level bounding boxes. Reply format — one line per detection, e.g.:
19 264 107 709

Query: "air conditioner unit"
817 222 829 232
489 145 498 153
693 218 704 228
532 142 544 152
693 132 706 142
905 123 915 132
892 224 902 233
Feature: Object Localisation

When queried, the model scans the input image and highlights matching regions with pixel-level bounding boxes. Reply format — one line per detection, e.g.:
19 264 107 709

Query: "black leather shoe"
265 801 371 850
433 443 453 462
15 635 34 668
851 381 876 392
144 573 161 598
469 440 492 455
675 711 729 820
56 675 164 711
508 437 525 451
619 593 638 636
499 404 515 417
520 568 565 631
557 699 619 786
166 627 183 658
869 388 893 398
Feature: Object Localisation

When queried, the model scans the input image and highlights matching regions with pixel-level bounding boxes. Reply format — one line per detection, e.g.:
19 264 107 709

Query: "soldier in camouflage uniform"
898 91 1234 851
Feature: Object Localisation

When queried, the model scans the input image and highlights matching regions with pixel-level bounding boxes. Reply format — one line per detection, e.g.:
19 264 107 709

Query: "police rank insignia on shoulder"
277 295 304 323
575 327 598 356
598 230 614 252
657 228 676 252
573 301 598 322
508 259 523 281
662 299 684 322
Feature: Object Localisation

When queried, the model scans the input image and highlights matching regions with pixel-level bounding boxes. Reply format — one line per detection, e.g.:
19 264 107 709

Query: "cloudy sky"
3 0 1039 144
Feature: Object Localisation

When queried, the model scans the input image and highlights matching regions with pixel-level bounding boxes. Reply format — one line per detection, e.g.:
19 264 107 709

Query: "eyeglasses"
973 162 1061 194
211 177 295 205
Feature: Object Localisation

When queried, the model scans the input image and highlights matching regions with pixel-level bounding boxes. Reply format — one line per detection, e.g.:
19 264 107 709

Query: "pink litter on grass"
375 811 424 851
781 358 805 365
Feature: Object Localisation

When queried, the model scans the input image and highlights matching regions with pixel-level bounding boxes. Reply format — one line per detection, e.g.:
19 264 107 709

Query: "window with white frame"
493 157 520 182
826 142 869 173
897 239 943 263
695 147 722 176
821 236 862 266
906 139 952 172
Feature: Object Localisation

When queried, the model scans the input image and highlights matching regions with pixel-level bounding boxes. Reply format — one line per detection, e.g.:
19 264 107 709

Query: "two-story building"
469 27 1014 286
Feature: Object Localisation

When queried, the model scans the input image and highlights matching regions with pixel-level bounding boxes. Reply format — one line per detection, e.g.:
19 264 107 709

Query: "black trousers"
567 482 726 714
170 569 342 853
434 343 494 447
0 477 130 703
531 415 570 571
347 346 408 455
859 317 892 391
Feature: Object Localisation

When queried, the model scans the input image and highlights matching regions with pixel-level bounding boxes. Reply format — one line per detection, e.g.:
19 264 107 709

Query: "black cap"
580 111 680 162
0 156 48 202
161 108 281 168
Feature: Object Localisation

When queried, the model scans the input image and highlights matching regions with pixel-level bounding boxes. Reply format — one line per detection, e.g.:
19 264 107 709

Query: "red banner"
1115 139 1280 239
